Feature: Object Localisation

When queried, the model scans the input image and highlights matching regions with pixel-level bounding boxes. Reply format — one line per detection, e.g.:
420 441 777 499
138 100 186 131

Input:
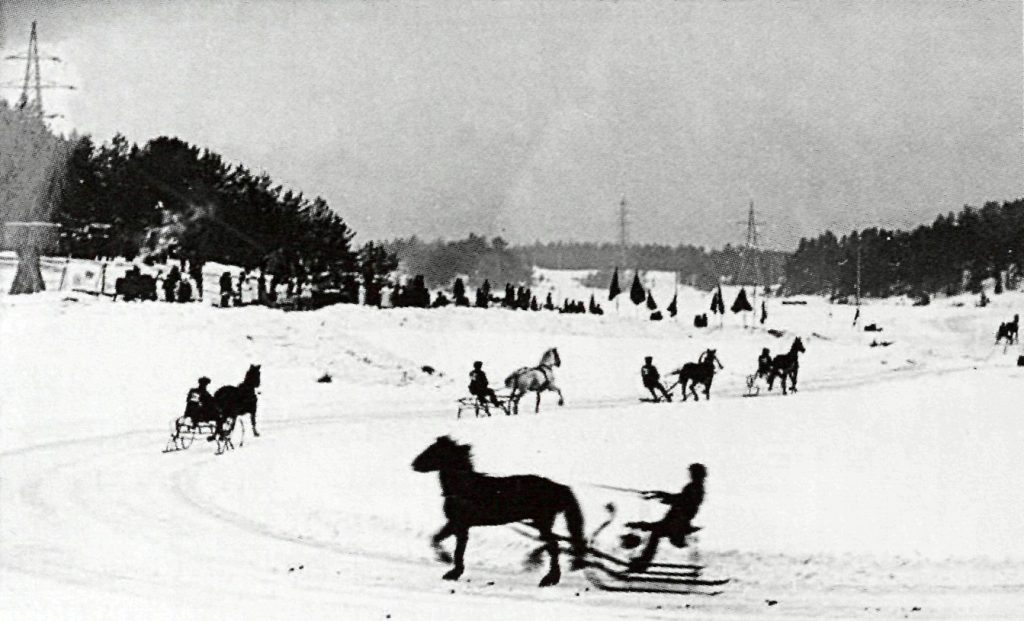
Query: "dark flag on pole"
731 287 753 313
630 271 645 305
646 290 657 310
710 285 725 315
608 267 621 301
667 292 678 317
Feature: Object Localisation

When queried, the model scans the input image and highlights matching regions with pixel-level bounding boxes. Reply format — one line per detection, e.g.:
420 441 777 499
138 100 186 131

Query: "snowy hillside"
2 274 1024 619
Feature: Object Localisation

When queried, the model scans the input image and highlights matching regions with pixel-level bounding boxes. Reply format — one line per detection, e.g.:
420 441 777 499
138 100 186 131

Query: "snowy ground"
2 269 1024 619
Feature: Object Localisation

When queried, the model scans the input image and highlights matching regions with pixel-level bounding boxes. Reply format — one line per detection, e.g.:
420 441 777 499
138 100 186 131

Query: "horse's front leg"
535 519 562 587
250 407 260 437
790 369 798 392
781 374 788 395
431 522 456 563
552 385 564 406
442 527 468 581
704 379 712 400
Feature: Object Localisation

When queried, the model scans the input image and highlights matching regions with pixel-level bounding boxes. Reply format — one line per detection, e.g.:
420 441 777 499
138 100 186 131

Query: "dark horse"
412 436 587 587
996 315 1019 346
767 337 805 395
211 364 262 442
674 349 723 401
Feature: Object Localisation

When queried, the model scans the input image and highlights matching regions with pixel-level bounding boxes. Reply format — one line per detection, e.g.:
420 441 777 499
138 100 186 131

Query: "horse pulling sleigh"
412 436 729 595
164 364 262 455
457 348 564 418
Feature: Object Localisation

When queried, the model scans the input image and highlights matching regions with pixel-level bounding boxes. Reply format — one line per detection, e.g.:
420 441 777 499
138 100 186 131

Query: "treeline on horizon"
785 198 1024 298
386 235 788 290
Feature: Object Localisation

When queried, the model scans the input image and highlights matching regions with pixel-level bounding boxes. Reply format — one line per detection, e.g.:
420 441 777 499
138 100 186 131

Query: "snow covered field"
3 269 1024 619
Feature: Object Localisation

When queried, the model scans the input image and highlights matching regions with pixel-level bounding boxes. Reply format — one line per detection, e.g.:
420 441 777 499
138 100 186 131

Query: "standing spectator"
189 261 204 301
163 265 181 302
219 271 233 307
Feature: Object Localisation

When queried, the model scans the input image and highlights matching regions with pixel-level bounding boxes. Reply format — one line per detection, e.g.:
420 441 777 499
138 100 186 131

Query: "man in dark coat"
757 348 772 378
640 356 672 402
163 266 181 302
219 271 233 307
627 463 707 571
184 377 216 424
468 361 499 406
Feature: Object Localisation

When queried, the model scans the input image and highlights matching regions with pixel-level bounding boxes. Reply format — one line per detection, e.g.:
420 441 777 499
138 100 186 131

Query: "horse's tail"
560 487 587 564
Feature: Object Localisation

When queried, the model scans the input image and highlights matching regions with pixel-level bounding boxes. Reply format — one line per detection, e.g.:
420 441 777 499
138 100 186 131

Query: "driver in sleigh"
468 361 500 408
757 347 772 379
626 463 707 572
184 376 217 424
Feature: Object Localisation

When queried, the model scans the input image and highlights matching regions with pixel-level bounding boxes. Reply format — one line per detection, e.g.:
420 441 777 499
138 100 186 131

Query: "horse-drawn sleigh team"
458 336 806 420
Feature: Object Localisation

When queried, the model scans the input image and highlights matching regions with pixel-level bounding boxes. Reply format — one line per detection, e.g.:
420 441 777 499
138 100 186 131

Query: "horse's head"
412 436 473 473
542 347 561 368
704 349 723 369
792 337 805 354
244 364 262 388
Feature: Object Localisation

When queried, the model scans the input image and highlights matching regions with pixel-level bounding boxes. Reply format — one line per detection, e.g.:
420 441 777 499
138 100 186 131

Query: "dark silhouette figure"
183 377 217 424
163 266 181 302
189 262 204 301
468 361 499 407
767 337 805 395
674 349 723 401
411 436 587 587
640 356 672 402
219 271 233 307
757 348 772 378
626 463 707 572
996 314 1019 345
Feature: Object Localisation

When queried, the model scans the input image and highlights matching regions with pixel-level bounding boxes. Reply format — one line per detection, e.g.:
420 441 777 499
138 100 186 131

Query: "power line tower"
736 200 767 317
2 21 76 119
618 195 629 268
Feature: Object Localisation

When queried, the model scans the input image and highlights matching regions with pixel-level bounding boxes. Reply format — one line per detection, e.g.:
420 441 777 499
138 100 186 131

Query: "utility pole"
856 243 861 307
2 21 76 119
618 195 629 269
736 200 766 325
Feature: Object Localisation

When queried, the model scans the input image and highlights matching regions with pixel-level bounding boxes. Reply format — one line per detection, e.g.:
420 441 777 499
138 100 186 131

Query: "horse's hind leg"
442 527 468 581
534 516 562 587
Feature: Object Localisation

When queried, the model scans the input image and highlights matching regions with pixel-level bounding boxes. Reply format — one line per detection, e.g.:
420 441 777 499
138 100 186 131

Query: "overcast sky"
2 1 1021 249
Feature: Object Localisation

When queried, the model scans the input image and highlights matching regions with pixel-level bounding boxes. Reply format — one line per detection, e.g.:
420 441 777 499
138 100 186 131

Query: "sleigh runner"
512 503 730 596
456 392 514 418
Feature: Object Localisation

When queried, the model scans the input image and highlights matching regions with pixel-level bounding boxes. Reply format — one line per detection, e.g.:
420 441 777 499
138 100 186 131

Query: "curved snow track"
4 291 1024 618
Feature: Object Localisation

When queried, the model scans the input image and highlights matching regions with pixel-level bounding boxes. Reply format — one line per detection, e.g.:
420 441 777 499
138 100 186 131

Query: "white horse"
504 347 563 414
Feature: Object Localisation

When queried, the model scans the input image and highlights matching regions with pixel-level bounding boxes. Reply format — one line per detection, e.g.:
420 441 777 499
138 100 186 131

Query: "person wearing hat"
757 347 773 379
184 376 216 424
640 356 672 402
468 361 499 407
626 463 708 571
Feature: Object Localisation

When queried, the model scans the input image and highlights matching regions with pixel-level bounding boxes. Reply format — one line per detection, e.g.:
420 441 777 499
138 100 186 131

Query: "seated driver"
468 361 500 406
757 348 773 378
184 377 215 423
